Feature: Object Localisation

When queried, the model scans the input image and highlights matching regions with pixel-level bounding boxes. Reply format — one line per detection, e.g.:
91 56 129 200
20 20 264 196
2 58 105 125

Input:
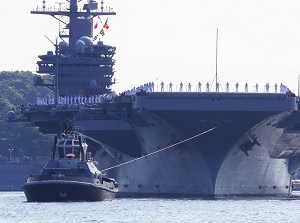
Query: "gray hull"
0 162 45 191
73 92 299 198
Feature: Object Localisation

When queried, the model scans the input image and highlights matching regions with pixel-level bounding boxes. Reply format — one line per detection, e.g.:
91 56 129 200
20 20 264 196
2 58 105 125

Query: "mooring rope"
102 126 218 171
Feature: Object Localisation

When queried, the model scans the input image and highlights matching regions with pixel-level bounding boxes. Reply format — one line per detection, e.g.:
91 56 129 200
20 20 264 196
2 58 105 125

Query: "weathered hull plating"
75 92 299 198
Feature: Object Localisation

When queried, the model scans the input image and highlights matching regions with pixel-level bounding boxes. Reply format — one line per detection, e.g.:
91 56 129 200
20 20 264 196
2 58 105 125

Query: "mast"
31 0 116 47
296 74 300 97
215 28 218 86
210 28 222 91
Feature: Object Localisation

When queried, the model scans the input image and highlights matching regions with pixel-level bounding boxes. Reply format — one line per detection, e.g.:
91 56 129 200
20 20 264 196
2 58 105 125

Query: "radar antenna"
42 0 46 10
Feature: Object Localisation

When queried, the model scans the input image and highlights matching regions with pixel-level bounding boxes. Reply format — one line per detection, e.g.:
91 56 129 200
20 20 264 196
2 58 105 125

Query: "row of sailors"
122 81 291 95
39 82 291 105
121 82 155 96
36 94 112 105
158 81 290 93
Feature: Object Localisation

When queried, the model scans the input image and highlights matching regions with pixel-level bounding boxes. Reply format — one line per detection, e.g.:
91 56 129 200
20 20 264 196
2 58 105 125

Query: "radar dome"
89 80 97 89
75 40 85 53
79 36 93 47
59 41 68 53
7 111 15 120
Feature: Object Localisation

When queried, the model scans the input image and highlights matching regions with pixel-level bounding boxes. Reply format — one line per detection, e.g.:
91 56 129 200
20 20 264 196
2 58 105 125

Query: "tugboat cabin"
57 136 83 159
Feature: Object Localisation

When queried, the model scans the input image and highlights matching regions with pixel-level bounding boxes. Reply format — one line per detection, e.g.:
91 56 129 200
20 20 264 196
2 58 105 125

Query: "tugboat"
22 129 118 202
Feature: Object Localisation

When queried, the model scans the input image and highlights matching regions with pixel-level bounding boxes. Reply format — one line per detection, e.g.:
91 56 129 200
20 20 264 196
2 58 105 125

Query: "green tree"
0 71 53 160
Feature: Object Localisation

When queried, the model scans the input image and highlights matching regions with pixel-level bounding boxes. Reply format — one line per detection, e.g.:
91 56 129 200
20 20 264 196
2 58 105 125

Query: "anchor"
239 135 261 156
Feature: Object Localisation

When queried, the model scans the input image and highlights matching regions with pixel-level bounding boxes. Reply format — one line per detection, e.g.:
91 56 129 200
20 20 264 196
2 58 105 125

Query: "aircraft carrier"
7 0 300 197
0 156 46 191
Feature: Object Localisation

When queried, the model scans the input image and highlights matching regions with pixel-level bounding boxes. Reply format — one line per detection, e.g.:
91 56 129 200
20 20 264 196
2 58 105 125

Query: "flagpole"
216 27 218 83
55 37 58 105
210 28 220 91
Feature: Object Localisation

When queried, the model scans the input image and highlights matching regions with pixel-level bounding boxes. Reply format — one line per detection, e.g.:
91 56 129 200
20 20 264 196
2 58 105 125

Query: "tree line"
0 71 53 160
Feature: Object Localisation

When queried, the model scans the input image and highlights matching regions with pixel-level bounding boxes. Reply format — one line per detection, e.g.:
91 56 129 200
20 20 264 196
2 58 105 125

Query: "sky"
1 0 300 94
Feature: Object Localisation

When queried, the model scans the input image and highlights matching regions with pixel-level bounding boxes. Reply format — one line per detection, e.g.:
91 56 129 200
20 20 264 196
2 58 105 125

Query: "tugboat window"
65 147 73 155
65 140 72 145
74 147 80 158
58 147 64 158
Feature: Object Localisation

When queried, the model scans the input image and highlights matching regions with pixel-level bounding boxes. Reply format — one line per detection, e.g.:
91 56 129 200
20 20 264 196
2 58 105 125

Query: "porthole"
212 122 219 127
224 120 232 125
200 119 207 125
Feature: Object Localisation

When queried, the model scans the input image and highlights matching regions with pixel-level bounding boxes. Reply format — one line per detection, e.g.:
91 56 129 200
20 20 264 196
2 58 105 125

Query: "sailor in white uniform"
198 82 202 92
188 83 191 92
160 81 164 92
226 82 229 92
206 82 210 92
265 83 270 93
169 82 173 92
235 82 239 92
255 83 259 92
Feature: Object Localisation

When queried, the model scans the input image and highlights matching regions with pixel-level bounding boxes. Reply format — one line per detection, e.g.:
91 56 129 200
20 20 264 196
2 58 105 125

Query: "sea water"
1 192 300 223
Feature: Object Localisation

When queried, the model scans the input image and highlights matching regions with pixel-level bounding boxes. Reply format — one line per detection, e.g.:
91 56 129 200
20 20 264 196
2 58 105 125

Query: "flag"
93 34 99 41
94 16 102 29
103 18 109 29
98 15 102 23
100 29 105 36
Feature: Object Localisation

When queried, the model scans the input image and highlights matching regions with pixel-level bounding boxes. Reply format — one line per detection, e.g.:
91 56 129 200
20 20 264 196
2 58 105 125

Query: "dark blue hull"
22 181 117 202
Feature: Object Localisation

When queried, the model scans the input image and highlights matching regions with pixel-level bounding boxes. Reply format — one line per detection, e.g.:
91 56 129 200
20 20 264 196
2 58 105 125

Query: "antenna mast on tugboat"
55 37 59 105
298 74 300 97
